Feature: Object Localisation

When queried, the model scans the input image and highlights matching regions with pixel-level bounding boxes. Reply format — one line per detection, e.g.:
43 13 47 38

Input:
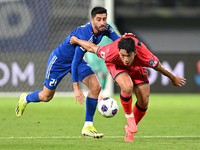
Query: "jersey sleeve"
71 28 90 83
96 46 106 60
136 40 159 68
96 39 120 62
145 54 159 68
71 46 86 83
105 24 120 41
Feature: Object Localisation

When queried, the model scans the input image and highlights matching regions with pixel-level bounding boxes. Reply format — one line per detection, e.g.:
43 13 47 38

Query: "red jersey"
96 36 159 69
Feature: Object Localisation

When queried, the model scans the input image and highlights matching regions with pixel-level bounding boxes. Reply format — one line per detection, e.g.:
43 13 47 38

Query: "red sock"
133 102 148 125
120 91 132 115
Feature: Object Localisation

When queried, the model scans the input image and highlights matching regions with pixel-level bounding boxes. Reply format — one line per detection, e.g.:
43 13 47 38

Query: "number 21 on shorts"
49 79 57 87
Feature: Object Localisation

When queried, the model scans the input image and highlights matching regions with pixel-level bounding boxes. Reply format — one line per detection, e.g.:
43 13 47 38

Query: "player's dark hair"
118 38 136 53
91 7 107 18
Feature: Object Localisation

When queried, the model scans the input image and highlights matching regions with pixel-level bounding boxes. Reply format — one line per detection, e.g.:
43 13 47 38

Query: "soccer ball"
98 97 119 118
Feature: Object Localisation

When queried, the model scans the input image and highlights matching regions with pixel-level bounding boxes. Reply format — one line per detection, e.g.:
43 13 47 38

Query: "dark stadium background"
0 0 199 93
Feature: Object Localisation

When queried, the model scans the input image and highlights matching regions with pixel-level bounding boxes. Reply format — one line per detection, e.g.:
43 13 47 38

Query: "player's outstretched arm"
70 36 98 54
154 62 186 87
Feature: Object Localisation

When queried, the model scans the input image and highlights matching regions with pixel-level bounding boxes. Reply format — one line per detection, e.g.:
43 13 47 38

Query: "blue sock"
85 97 98 122
26 90 41 103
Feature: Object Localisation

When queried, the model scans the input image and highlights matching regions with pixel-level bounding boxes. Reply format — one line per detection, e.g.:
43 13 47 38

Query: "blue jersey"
54 22 120 83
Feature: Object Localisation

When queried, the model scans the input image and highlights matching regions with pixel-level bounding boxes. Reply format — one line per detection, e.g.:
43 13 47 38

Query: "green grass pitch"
0 94 200 150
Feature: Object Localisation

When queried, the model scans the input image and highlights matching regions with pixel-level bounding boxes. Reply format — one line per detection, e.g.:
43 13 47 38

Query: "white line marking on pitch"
0 136 200 139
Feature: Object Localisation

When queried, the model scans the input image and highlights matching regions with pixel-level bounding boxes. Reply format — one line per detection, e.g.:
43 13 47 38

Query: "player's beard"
94 23 105 32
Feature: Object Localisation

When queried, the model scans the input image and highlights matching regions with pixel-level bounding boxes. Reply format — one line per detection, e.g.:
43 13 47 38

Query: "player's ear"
134 49 137 56
90 18 93 22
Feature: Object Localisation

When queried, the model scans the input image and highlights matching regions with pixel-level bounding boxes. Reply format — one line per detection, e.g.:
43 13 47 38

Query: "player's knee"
121 84 133 95
41 95 54 102
91 84 101 94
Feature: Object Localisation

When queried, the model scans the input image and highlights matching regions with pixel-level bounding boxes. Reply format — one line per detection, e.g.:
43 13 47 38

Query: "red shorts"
106 62 149 86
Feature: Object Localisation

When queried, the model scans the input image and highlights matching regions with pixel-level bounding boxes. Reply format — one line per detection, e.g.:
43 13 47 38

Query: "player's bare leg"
133 84 150 108
38 86 56 102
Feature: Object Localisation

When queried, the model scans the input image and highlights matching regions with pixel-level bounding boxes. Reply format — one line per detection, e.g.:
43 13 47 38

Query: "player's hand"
70 36 78 45
171 76 186 87
74 88 85 105
121 33 135 37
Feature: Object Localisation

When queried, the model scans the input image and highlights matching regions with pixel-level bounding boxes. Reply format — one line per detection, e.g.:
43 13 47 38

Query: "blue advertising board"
0 0 49 51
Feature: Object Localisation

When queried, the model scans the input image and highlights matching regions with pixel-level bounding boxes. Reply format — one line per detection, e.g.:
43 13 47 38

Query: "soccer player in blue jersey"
15 7 120 138
86 22 121 100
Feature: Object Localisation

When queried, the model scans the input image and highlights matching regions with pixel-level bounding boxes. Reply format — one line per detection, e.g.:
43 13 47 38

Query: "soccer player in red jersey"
70 35 186 142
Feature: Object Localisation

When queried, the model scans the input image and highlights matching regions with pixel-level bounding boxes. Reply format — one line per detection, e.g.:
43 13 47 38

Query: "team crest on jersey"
100 51 105 58
148 59 157 67
109 26 114 33
105 24 114 33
